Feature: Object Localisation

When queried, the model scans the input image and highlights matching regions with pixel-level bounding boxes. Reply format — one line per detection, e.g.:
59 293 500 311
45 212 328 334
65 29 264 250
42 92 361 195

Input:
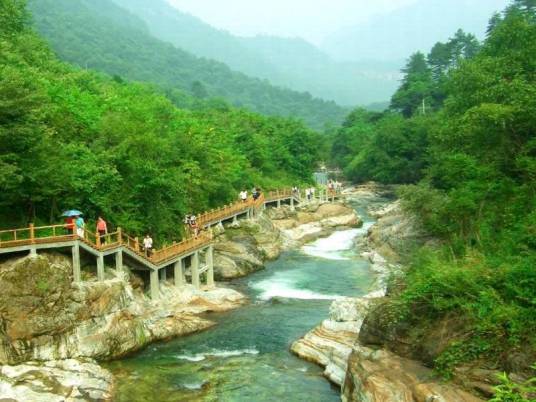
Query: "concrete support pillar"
29 247 37 257
115 250 123 271
97 254 105 281
174 258 184 287
233 215 238 224
150 269 159 299
247 209 251 220
277 199 281 208
160 267 167 283
191 251 200 289
290 197 295 211
206 245 214 288
72 243 81 283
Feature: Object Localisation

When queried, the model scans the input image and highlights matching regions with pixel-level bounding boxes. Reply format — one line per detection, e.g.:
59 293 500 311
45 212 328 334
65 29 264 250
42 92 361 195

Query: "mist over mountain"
112 0 400 106
27 0 348 129
323 0 510 62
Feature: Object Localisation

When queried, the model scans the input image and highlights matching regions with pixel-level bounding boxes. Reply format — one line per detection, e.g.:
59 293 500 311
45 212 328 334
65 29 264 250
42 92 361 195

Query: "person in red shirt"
96 216 108 244
64 217 74 235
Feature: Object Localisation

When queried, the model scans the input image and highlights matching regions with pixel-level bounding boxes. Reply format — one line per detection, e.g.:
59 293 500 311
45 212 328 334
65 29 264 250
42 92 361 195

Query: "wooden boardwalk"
0 187 340 298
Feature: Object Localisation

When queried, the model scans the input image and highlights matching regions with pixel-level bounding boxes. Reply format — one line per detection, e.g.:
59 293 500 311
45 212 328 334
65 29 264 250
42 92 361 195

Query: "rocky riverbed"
0 197 359 401
212 200 361 280
292 184 487 401
0 252 246 400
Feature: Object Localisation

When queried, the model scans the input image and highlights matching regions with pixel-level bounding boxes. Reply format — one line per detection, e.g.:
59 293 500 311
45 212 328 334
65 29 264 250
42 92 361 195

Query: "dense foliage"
26 0 348 130
0 0 321 242
332 0 536 381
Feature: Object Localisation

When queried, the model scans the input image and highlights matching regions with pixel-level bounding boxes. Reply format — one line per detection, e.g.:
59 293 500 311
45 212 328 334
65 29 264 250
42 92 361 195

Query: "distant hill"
111 0 399 106
323 0 510 62
27 0 348 129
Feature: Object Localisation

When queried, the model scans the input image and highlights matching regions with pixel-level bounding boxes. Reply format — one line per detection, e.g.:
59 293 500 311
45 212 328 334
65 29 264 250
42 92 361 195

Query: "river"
106 198 381 401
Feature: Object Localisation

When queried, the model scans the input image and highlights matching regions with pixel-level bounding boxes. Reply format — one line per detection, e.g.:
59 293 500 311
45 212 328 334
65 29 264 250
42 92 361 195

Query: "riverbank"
0 197 359 400
0 252 246 400
105 209 374 401
212 199 361 280
292 184 488 401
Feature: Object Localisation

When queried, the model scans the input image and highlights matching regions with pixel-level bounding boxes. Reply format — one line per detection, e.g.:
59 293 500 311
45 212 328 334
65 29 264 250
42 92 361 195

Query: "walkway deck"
0 187 342 299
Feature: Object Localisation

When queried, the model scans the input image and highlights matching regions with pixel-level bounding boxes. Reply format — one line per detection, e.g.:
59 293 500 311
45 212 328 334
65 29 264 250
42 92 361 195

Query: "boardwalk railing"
0 187 311 264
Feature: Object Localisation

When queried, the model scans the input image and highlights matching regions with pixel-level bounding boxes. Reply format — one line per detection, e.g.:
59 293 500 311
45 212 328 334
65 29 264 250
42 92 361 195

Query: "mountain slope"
110 0 400 106
27 0 347 129
112 0 281 81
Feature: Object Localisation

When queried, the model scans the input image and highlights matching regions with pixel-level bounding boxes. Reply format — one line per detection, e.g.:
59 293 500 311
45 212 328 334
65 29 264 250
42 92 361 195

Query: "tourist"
184 214 191 225
254 187 261 201
64 216 74 235
240 190 248 203
96 216 108 244
252 187 258 200
190 219 200 238
305 188 311 201
143 234 153 257
75 215 85 238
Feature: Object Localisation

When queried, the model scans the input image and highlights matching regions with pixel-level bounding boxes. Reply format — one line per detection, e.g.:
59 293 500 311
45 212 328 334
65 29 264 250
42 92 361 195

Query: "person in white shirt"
240 190 248 202
143 234 153 257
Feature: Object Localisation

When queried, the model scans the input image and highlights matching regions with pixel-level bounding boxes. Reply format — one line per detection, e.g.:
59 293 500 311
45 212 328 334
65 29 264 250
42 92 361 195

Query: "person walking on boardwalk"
75 215 85 238
143 234 153 257
96 216 108 244
240 190 248 203
305 188 311 201
253 187 261 201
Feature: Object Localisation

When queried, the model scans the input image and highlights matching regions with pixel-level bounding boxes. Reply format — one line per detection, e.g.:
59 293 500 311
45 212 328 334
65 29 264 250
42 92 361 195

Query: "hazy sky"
167 0 420 44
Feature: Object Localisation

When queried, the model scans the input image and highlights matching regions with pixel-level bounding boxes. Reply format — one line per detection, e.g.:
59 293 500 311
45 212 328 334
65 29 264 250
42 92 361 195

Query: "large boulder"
0 253 245 365
342 345 484 402
366 200 429 263
291 298 370 386
213 236 264 280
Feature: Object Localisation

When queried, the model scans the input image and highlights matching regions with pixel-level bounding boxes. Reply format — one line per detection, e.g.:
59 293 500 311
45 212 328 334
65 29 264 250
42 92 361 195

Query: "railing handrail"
0 188 306 263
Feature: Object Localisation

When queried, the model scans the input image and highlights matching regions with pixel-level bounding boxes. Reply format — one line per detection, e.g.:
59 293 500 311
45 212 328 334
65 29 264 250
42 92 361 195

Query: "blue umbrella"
62 210 83 217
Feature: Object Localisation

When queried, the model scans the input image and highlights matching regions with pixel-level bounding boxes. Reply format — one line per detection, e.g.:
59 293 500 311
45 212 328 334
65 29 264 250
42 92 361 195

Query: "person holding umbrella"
62 210 83 235
75 215 85 239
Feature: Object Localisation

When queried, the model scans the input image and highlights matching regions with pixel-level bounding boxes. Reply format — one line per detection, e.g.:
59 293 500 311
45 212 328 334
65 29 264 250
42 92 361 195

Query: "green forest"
1 0 535 397
330 0 536 386
0 0 321 242
26 0 348 130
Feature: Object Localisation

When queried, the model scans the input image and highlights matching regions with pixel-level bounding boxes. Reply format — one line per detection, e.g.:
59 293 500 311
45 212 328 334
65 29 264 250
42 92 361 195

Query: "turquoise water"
107 201 379 401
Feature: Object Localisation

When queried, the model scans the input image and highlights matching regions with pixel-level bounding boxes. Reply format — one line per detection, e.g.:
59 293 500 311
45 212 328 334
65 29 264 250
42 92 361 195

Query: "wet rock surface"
342 346 484 402
293 185 485 401
0 359 113 402
291 297 370 386
212 200 361 280
0 253 247 400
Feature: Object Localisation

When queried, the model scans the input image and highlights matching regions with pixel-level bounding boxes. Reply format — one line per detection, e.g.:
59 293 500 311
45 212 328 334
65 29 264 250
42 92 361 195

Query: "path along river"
106 197 383 401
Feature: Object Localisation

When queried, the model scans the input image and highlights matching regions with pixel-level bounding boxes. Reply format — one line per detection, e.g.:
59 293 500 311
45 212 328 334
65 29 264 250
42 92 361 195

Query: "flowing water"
106 199 381 401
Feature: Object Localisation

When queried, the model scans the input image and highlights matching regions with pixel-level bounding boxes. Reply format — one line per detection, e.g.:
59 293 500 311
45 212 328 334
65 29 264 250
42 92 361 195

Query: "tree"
391 52 433 117
0 0 28 37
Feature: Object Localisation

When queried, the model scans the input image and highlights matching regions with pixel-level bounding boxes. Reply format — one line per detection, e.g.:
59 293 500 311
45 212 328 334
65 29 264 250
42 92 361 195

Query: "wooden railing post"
29 223 35 244
117 227 122 244
134 237 140 252
96 232 101 248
